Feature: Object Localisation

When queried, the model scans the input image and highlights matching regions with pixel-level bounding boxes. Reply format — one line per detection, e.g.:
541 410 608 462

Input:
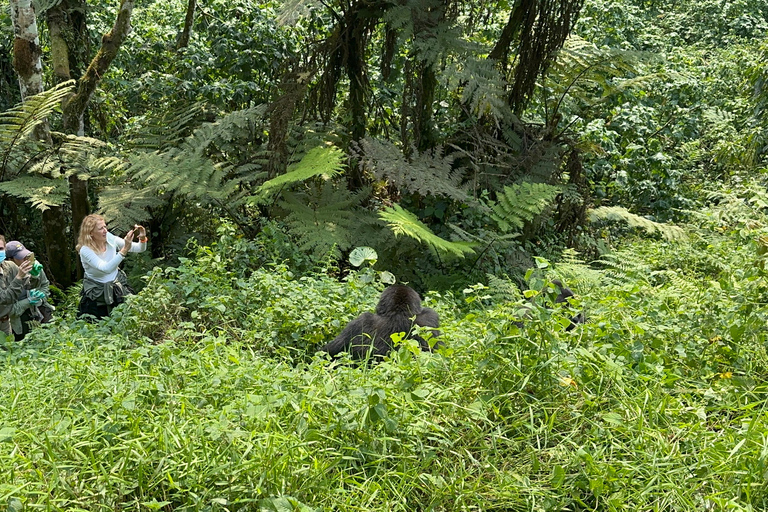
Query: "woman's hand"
134 224 147 239
16 259 32 280
121 229 135 256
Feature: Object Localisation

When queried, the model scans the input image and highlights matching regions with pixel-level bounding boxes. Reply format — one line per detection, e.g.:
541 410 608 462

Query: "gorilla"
514 279 585 331
551 279 586 330
320 285 441 361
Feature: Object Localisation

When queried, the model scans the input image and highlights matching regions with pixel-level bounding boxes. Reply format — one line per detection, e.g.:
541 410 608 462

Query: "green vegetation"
2 188 768 509
1 0 768 509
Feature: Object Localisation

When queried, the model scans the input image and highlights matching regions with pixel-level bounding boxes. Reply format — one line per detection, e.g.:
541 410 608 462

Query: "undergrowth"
1 187 768 511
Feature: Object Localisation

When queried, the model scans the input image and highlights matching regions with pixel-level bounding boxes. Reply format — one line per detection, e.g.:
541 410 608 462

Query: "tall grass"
1 197 768 511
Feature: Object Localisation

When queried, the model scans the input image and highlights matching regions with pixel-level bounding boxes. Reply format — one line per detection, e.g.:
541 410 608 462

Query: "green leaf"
141 500 172 511
379 204 475 258
258 496 316 512
250 145 345 203
551 465 566 488
0 427 15 442
349 246 378 267
379 271 396 284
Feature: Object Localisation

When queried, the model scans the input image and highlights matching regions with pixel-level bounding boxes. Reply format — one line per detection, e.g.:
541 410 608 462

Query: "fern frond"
99 150 237 225
96 184 166 228
189 104 269 154
486 274 523 302
547 36 659 111
38 133 106 179
0 175 69 210
0 81 75 169
489 182 562 233
0 81 74 144
124 102 209 151
595 251 653 286
359 138 470 201
445 57 510 120
380 204 475 258
251 145 345 203
91 156 130 175
654 270 701 302
549 250 604 294
588 206 687 241
103 105 272 225
280 181 374 259
133 152 235 199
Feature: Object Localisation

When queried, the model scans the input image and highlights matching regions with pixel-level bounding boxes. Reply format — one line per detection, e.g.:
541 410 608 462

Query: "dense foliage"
0 0 762 288
1 0 768 509
1 182 768 509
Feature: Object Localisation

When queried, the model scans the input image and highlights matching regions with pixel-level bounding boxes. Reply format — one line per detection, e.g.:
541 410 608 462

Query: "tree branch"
63 0 135 132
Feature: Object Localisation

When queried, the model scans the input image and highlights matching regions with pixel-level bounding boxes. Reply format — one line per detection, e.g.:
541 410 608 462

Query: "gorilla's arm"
415 307 439 328
320 312 375 357
415 307 442 351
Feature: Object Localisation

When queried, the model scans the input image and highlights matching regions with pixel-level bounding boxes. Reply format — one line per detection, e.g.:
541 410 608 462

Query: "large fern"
99 106 271 226
0 82 113 210
358 137 469 202
486 274 523 303
594 250 654 287
488 182 562 233
445 57 510 121
379 204 475 258
588 206 687 241
0 175 69 210
122 102 210 151
0 81 74 153
0 82 76 181
383 1 510 123
545 36 660 121
249 145 345 204
279 181 375 259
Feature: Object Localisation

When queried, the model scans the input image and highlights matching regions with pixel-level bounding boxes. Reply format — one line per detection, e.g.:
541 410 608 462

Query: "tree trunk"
63 0 136 254
10 0 43 99
41 207 72 287
48 5 72 81
63 0 135 136
48 0 90 83
503 0 585 112
266 72 310 179
46 0 89 287
415 63 437 152
344 10 368 190
176 0 196 50
488 0 532 67
10 0 48 146
10 0 75 288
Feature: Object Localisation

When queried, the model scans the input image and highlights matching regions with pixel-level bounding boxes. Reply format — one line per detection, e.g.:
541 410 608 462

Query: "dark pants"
14 311 33 341
14 306 54 341
77 295 125 321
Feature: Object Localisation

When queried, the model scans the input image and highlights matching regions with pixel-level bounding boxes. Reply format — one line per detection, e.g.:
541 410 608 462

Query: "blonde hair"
0 235 5 244
76 214 106 252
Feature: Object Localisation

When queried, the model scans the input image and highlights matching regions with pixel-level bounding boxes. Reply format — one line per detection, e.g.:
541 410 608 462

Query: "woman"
76 214 147 319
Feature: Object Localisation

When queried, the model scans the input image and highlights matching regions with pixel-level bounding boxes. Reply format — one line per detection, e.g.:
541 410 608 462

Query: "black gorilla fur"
551 279 586 330
514 280 586 331
320 285 441 360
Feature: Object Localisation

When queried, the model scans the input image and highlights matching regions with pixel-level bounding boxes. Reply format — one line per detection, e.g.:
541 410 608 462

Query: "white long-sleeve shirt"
79 232 146 283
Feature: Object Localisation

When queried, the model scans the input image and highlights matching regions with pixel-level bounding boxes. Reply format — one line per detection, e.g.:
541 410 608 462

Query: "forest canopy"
0 0 762 289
